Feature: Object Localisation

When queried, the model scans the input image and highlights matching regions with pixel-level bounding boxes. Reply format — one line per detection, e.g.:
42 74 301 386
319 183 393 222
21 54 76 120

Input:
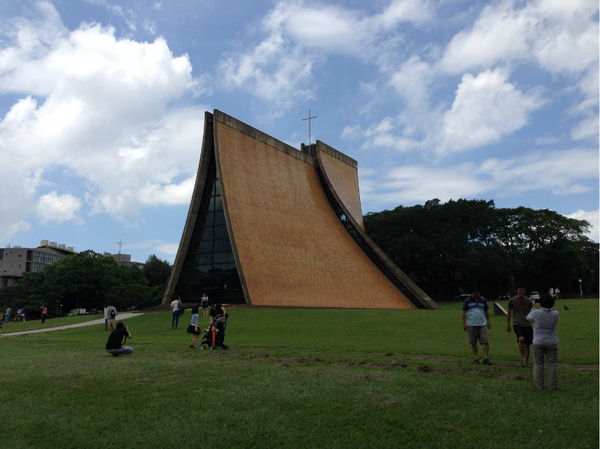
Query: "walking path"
0 312 144 337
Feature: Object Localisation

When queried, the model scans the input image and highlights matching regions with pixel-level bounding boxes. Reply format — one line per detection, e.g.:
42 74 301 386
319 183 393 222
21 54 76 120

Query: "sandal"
521 360 527 367
472 359 480 364
483 359 492 365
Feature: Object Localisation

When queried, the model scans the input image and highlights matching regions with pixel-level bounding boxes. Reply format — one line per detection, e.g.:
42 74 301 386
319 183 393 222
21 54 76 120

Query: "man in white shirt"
170 295 181 329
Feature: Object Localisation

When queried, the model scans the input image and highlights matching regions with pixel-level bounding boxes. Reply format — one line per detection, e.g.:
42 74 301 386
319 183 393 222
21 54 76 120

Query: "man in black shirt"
106 322 133 357
209 302 228 347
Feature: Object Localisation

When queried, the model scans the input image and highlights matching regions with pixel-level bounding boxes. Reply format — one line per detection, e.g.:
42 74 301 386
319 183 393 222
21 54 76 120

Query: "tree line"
363 199 598 301
0 251 172 317
1 199 596 315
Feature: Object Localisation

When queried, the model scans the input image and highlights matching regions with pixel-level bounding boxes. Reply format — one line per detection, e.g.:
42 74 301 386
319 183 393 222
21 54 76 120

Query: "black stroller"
199 314 229 350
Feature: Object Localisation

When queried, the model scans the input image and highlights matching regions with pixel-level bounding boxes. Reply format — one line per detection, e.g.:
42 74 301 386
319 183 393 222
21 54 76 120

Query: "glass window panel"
197 241 213 254
215 211 226 226
214 226 228 239
214 196 223 211
199 212 214 227
227 252 236 263
200 227 213 241
213 180 220 195
213 252 228 264
213 263 228 272
214 239 231 252
196 253 212 265
195 265 212 274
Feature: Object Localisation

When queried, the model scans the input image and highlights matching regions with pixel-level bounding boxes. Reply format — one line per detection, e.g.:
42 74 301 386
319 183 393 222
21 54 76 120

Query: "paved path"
0 312 144 337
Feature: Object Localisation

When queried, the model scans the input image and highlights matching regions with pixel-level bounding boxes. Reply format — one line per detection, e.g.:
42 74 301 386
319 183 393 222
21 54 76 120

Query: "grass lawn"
1 299 598 449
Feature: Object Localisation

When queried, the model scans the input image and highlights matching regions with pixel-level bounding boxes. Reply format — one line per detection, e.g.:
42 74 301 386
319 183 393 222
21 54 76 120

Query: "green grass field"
1 299 598 449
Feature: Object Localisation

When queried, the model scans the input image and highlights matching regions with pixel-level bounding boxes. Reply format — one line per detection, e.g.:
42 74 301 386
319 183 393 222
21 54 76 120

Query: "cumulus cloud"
437 69 546 154
36 192 82 224
0 3 207 242
437 0 598 147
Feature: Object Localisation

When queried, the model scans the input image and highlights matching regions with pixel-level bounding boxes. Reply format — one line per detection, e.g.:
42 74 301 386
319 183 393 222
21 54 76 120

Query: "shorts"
467 326 488 345
513 325 533 345
187 325 202 335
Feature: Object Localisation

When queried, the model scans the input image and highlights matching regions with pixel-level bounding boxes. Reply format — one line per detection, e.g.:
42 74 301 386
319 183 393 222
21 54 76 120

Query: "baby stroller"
199 314 229 350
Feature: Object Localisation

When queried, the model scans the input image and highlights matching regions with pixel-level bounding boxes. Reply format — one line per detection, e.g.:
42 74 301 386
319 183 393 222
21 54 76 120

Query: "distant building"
103 252 145 270
0 241 76 288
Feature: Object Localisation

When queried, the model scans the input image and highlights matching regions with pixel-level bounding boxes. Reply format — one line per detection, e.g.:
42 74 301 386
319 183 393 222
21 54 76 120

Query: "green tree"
364 199 598 300
143 255 172 287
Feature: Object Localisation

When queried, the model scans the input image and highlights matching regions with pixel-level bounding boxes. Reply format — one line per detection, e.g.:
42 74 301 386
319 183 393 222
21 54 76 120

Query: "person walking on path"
506 286 534 367
201 293 209 317
105 322 133 357
40 305 48 324
171 295 182 329
106 304 117 331
462 287 492 365
527 294 560 390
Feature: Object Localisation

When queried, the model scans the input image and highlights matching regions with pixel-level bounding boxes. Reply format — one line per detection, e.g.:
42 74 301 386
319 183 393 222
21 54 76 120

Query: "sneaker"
483 359 492 365
472 359 480 364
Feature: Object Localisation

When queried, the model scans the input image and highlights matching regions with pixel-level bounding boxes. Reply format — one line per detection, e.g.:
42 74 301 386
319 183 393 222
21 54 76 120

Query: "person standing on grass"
527 294 560 390
201 292 209 317
506 286 534 367
105 322 133 357
462 287 492 365
187 306 202 348
40 304 48 324
171 295 181 329
5 307 10 323
103 305 109 331
107 304 117 331
209 301 227 326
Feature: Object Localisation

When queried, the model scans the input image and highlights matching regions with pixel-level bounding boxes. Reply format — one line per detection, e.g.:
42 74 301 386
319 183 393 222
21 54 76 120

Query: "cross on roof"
302 109 317 146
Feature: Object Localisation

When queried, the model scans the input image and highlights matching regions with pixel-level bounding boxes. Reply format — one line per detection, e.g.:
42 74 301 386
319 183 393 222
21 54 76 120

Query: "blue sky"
0 0 598 263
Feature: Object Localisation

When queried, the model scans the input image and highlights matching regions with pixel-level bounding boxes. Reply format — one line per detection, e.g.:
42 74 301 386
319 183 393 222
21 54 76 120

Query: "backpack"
110 308 116 319
178 300 185 316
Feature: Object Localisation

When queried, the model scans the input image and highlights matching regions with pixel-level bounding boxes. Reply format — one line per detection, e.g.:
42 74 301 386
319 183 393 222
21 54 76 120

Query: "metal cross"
303 109 317 146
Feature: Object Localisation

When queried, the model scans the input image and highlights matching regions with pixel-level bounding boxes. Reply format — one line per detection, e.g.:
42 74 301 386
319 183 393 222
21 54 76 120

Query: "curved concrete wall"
215 117 415 309
318 144 364 229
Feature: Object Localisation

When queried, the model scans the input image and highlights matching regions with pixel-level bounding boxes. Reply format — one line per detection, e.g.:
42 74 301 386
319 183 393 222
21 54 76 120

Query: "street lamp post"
578 279 582 299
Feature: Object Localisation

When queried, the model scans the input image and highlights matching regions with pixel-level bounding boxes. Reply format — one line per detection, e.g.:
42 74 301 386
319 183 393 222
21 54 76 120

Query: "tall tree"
364 199 597 300
143 255 172 287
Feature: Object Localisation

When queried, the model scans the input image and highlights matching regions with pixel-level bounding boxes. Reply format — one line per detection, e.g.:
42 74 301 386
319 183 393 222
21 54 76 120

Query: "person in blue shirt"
462 287 492 365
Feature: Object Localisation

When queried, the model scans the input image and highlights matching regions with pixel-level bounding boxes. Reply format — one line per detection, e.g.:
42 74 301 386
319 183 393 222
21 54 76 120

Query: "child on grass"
187 306 202 348
526 294 560 390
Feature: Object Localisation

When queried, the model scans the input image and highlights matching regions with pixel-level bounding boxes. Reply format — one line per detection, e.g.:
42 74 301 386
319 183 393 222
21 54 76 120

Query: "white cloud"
217 29 315 109
568 209 599 242
36 192 82 224
360 148 598 206
217 0 435 107
266 0 432 58
360 69 546 155
439 1 534 74
437 0 598 145
437 69 546 154
0 4 208 242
